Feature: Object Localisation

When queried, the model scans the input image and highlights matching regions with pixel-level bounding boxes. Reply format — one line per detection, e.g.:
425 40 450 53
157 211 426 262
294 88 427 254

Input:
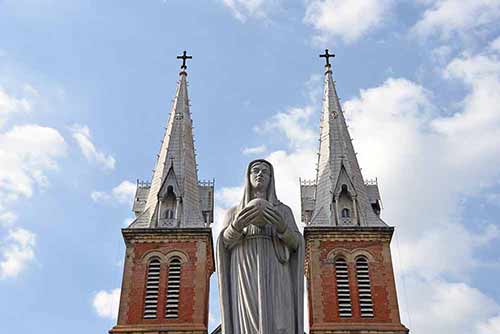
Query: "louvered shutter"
335 257 352 317
356 257 374 317
165 258 182 318
143 258 161 319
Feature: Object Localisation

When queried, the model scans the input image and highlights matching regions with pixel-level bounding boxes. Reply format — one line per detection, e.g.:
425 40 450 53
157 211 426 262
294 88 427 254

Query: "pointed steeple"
301 50 385 227
130 54 211 228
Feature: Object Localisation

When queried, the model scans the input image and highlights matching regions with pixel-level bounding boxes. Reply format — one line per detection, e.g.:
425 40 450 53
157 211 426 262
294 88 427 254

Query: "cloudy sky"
1 0 500 333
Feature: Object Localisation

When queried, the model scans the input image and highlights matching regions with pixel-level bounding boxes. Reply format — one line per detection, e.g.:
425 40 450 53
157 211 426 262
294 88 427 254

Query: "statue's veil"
238 159 279 211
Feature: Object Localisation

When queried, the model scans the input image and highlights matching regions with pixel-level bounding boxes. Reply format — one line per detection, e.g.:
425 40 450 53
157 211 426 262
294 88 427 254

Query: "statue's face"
249 162 271 191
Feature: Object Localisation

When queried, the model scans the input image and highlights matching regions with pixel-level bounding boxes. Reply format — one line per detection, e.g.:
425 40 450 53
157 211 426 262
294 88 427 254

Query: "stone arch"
141 249 189 264
165 250 189 264
352 249 375 262
327 248 350 263
141 250 169 264
327 248 375 263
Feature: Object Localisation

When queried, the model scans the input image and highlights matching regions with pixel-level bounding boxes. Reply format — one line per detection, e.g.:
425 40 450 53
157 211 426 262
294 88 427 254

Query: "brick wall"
110 228 214 334
305 226 409 334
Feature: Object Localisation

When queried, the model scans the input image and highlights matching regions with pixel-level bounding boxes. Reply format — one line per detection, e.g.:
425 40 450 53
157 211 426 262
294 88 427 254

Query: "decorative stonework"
325 248 375 263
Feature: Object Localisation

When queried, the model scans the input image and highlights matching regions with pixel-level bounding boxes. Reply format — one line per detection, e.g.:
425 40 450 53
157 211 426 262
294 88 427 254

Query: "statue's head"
239 159 278 209
249 160 271 192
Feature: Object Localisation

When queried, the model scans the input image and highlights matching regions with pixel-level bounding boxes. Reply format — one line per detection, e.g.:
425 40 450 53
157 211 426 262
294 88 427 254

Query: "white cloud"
213 186 244 238
478 315 500 334
485 192 500 208
431 45 453 64
242 145 267 155
0 85 67 279
341 46 500 332
215 186 243 208
91 180 136 206
0 211 17 227
90 191 109 202
491 36 500 52
111 181 136 204
413 0 500 39
343 71 500 285
398 223 499 279
0 124 67 206
221 0 281 22
0 87 31 127
304 0 394 43
93 288 120 320
255 106 317 149
265 149 316 222
402 277 500 334
0 228 36 279
71 124 116 170
22 84 40 97
343 70 500 235
434 54 500 173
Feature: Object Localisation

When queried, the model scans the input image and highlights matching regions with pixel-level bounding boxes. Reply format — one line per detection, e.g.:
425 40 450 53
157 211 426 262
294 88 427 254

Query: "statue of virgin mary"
216 159 304 334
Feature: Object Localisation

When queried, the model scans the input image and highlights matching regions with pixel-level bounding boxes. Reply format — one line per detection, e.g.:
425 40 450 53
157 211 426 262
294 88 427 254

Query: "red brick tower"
300 50 409 334
110 54 215 334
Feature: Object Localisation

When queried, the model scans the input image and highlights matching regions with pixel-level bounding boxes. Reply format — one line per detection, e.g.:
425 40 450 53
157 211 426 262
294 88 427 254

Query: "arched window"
337 184 354 225
335 257 352 317
143 258 161 319
165 209 174 219
165 257 182 318
356 257 374 317
162 186 177 220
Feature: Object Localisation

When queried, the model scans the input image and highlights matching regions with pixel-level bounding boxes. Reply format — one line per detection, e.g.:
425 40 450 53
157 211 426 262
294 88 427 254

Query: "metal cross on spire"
177 50 192 70
319 49 335 67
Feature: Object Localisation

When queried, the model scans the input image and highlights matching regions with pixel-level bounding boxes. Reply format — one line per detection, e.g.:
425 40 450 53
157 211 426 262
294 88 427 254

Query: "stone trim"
352 249 375 262
140 249 190 264
122 228 214 272
309 321 409 333
304 226 394 242
165 250 189 264
141 250 168 263
110 323 208 333
326 248 375 263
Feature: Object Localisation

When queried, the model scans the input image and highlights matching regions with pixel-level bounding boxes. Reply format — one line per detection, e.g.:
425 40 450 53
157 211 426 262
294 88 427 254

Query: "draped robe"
216 160 304 334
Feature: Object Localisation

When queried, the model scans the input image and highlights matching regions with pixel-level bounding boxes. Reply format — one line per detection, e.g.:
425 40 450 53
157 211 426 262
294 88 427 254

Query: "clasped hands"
232 202 287 234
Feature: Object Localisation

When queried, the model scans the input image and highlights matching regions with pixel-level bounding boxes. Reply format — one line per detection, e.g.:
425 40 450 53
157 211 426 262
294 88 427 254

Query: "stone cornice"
122 227 212 240
304 226 394 242
122 227 214 272
310 322 409 333
110 323 207 333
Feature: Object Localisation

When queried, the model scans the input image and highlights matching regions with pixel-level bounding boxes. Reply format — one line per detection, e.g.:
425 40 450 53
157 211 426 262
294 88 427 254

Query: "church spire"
111 52 214 334
129 52 211 228
301 50 385 227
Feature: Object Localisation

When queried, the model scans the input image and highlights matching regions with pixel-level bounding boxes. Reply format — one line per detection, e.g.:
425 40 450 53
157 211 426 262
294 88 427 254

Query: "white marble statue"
217 159 304 334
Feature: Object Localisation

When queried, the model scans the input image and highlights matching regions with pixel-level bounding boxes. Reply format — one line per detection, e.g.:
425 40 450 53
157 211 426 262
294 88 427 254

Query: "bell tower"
110 52 215 334
300 50 409 334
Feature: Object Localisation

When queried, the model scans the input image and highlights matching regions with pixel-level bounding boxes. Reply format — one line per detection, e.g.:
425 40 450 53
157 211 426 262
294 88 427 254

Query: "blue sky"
1 0 500 333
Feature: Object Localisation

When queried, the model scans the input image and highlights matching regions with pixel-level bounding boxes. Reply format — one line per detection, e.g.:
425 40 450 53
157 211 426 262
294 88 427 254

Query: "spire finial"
177 50 193 70
319 49 335 68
